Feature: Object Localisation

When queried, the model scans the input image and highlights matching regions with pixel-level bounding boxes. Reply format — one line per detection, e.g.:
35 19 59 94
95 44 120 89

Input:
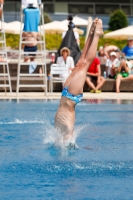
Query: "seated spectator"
105 51 119 78
98 46 107 64
122 37 133 58
85 57 106 93
22 32 42 74
56 47 74 85
115 59 133 92
103 45 120 59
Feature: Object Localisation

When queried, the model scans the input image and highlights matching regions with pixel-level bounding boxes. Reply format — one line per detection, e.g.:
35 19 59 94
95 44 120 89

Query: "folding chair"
50 64 69 94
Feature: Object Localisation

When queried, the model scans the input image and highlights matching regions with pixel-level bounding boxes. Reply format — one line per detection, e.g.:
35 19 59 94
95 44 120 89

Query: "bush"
44 12 52 24
98 36 127 51
5 32 127 51
108 9 128 31
5 33 19 49
45 34 62 50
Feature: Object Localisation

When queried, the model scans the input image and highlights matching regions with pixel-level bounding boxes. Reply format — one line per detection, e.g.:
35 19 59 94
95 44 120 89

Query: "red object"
51 53 55 63
88 57 100 73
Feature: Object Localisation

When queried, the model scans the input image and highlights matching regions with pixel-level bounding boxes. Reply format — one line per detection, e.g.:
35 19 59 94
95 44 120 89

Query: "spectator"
122 37 133 58
56 47 74 85
105 51 119 78
98 46 107 64
85 57 106 93
103 45 120 59
115 59 133 92
22 32 42 74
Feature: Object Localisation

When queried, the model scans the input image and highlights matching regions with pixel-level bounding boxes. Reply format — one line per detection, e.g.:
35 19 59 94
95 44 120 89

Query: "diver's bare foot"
94 19 104 37
89 18 98 36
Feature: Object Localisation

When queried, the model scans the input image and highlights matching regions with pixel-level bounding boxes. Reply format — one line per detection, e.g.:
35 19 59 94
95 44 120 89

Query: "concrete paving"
0 92 133 100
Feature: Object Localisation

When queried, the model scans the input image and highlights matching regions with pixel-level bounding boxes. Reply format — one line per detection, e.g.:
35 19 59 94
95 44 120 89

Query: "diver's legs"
65 19 103 95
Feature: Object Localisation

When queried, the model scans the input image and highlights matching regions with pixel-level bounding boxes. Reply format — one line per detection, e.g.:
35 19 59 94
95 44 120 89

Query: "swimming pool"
0 99 133 200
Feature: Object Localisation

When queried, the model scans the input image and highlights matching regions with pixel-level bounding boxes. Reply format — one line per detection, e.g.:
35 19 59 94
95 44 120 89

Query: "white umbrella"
61 16 88 27
39 21 68 34
0 21 8 30
104 26 133 40
73 27 84 35
39 20 84 35
4 21 24 34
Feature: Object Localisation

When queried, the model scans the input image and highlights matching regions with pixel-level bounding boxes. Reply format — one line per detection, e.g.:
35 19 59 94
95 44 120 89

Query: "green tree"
108 9 128 31
44 12 52 24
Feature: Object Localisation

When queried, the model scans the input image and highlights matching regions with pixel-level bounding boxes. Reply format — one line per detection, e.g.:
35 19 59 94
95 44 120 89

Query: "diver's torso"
54 96 75 135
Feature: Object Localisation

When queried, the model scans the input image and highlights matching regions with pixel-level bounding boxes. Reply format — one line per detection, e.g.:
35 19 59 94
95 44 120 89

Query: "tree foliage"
108 9 128 31
44 12 52 24
5 33 127 51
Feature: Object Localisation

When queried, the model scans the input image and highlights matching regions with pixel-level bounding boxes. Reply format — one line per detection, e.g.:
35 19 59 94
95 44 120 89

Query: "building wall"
3 0 133 28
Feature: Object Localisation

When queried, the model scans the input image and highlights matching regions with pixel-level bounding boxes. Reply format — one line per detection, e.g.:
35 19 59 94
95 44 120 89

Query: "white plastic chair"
50 63 69 94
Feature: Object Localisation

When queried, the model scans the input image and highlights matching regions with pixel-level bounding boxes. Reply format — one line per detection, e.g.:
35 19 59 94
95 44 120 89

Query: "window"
42 0 53 2
3 2 16 12
56 0 130 2
68 4 93 14
44 4 54 13
96 4 120 14
121 5 131 15
56 0 89 2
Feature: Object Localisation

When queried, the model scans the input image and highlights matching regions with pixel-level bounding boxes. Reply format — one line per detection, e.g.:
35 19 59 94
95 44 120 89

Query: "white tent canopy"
39 20 84 35
104 26 133 40
39 21 67 34
3 20 84 35
0 21 8 30
4 21 24 34
61 16 88 27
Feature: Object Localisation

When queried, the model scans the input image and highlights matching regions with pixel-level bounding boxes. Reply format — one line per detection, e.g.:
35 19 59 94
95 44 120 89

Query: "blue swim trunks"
24 45 37 56
62 86 83 104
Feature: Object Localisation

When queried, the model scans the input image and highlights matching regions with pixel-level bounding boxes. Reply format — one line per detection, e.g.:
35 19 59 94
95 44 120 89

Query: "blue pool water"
0 99 133 200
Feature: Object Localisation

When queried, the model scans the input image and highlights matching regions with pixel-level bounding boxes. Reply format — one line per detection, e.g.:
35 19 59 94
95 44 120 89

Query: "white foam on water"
0 118 44 125
42 120 85 150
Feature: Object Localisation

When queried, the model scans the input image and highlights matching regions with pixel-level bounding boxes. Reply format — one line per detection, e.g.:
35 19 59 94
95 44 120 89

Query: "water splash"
42 120 85 150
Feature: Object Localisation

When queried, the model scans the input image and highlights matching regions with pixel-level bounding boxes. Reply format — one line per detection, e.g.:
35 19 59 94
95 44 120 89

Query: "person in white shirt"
105 51 119 78
56 47 74 84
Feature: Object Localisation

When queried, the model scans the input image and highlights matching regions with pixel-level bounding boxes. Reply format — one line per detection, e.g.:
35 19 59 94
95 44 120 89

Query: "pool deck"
0 92 133 100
